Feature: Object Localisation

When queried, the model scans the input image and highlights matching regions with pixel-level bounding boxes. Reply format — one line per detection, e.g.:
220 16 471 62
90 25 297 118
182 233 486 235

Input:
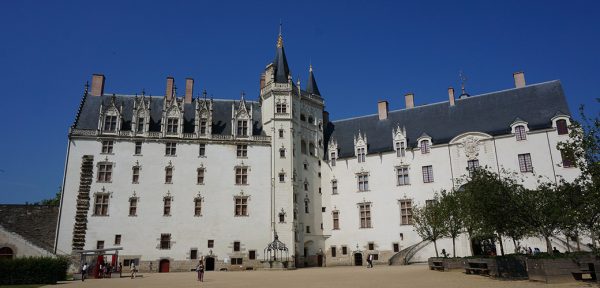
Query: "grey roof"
273 44 290 83
325 81 571 158
73 94 264 136
306 67 321 96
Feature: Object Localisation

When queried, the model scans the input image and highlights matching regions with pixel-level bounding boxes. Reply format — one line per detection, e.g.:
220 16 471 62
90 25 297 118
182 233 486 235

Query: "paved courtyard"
48 265 589 288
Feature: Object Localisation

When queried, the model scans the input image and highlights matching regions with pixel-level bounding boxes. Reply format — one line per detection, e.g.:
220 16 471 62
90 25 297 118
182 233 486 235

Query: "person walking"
367 254 373 268
131 262 137 279
81 263 88 281
196 258 205 282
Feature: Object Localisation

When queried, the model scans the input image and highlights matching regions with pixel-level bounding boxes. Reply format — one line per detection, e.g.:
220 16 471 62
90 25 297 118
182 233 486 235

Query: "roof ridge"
98 94 260 104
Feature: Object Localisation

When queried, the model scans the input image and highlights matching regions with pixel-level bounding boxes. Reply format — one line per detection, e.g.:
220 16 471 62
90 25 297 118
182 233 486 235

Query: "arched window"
515 125 527 141
556 119 568 135
0 247 14 259
301 140 307 154
420 140 430 154
308 116 314 124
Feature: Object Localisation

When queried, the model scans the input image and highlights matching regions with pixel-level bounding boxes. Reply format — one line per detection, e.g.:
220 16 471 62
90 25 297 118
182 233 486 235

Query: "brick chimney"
260 73 266 89
90 74 105 96
405 93 414 109
378 100 389 120
165 76 174 101
513 72 526 88
448 87 455 106
185 78 194 103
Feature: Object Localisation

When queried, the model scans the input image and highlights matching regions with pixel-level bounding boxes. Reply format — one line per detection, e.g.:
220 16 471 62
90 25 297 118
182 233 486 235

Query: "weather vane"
459 70 467 94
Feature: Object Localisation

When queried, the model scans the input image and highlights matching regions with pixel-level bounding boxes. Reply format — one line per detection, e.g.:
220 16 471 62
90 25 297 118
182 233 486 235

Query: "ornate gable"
98 94 123 134
195 90 213 137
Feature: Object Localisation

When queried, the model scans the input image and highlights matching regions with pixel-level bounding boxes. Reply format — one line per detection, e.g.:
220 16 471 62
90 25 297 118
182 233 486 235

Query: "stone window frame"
128 195 138 217
234 194 250 217
92 190 111 216
165 163 174 184
159 233 171 250
356 172 370 192
236 144 248 158
358 201 372 229
467 159 480 177
332 210 340 230
103 115 118 133
395 140 406 157
197 166 206 185
279 147 286 158
96 161 114 183
165 142 177 156
166 117 179 134
278 208 286 223
134 141 143 155
419 139 431 154
234 165 249 185
332 178 339 195
163 194 173 216
395 166 409 186
518 153 533 173
114 234 122 245
101 140 114 154
194 195 204 217
515 125 527 141
422 165 434 183
399 199 413 225
198 143 207 157
132 162 141 184
278 170 286 183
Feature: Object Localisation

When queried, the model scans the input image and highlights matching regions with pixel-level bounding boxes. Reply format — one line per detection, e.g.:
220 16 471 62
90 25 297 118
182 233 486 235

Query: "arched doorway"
0 247 14 259
159 259 170 273
205 257 215 271
317 254 323 267
354 253 363 266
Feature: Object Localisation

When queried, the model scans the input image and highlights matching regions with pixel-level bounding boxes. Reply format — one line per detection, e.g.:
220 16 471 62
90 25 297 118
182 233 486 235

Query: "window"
358 174 369 191
359 203 372 228
165 142 176 156
518 153 533 172
114 234 121 245
134 141 142 155
233 241 240 252
237 144 247 158
278 129 284 138
301 141 307 154
420 140 430 154
194 198 202 216
396 167 409 186
231 258 243 265
163 197 172 216
235 167 248 185
166 118 178 134
556 119 568 135
97 163 113 182
515 125 527 141
137 117 144 132
332 180 338 194
396 141 405 157
300 114 306 121
249 250 256 260
278 172 285 182
467 160 480 177
103 115 117 132
304 200 309 213
208 240 214 248
308 116 314 124
197 168 205 184
373 254 379 260
342 246 348 255
276 103 287 114
368 243 375 250
303 163 308 170
199 144 206 157
235 197 248 216
330 153 336 166
93 193 109 216
199 120 208 135
97 240 105 250
561 150 574 168
160 234 171 249
333 211 340 230
237 120 248 136
322 207 326 212
279 211 285 223
331 246 337 257
309 142 315 156
306 226 311 233
422 165 434 183
393 243 400 252
132 166 140 183
279 148 286 158
357 147 366 163
165 167 173 183
190 249 198 260
101 140 113 154
304 182 308 191
128 198 137 216
425 199 437 207
399 200 412 225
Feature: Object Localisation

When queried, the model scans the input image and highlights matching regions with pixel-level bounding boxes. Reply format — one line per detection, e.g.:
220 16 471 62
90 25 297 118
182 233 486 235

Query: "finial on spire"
277 21 284 48
240 90 246 101
309 63 313 72
459 70 467 94
141 88 146 96
202 89 207 99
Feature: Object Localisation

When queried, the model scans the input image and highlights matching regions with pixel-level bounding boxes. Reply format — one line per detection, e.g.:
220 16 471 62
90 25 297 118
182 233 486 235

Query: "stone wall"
0 204 58 253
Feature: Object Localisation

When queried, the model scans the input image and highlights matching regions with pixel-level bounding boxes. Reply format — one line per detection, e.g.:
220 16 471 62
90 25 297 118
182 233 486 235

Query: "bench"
572 263 597 281
430 261 445 271
465 262 489 275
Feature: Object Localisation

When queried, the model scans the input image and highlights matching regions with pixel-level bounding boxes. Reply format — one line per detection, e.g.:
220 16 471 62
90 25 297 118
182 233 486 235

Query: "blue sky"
0 0 598 203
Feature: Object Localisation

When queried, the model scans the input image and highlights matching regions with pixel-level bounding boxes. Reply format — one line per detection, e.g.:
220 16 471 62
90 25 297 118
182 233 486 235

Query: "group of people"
80 261 126 281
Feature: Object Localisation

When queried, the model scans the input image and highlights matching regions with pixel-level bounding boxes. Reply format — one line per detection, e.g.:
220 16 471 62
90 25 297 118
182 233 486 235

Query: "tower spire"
306 64 321 96
273 23 290 83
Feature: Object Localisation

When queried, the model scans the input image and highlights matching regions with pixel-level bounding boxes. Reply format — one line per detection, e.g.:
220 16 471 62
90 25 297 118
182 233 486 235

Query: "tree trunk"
512 237 518 254
498 235 505 256
433 239 439 258
452 236 456 258
565 236 571 253
576 232 581 251
545 235 553 254
468 231 474 256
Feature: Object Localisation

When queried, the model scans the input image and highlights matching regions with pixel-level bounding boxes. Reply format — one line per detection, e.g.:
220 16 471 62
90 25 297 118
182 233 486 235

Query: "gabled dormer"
98 94 123 135
417 133 432 154
195 90 213 138
354 131 368 163
393 125 407 157
510 117 529 141
161 90 184 138
232 92 253 138
132 92 151 136
551 111 571 136
328 138 338 166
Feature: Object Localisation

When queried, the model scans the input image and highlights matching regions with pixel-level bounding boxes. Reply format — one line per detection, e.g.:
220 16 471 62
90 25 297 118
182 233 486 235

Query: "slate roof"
306 66 321 96
73 94 264 136
325 80 571 159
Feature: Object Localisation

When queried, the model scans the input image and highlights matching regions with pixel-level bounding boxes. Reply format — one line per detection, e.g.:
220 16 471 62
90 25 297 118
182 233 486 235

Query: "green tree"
412 194 447 257
522 181 565 254
38 186 61 206
439 190 462 257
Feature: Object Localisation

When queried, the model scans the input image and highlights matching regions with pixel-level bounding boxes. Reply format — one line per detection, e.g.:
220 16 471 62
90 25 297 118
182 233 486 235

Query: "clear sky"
0 0 598 203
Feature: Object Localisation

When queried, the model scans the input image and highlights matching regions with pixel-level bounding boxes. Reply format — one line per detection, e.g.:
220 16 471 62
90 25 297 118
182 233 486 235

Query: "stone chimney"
513 71 526 88
90 74 105 96
260 73 266 89
405 93 414 109
378 100 389 120
448 87 455 106
185 78 194 103
165 76 175 101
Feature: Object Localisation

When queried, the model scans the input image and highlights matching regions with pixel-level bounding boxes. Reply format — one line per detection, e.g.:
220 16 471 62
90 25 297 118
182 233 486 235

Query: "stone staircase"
388 240 431 265
71 155 93 251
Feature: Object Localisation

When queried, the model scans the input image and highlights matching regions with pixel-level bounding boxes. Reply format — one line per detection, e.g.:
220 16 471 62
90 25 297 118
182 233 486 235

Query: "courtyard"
47 265 589 288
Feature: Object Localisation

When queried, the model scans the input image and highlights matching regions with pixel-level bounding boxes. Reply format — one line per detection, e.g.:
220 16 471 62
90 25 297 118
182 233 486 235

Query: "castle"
54 33 579 271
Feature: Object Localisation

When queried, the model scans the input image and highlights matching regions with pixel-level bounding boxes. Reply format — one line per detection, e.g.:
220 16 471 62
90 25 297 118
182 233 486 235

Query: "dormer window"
515 125 527 141
237 120 248 136
199 120 208 135
330 152 337 166
136 117 145 133
395 141 405 157
166 118 178 134
556 119 568 135
357 147 366 163
420 140 430 154
103 115 117 132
